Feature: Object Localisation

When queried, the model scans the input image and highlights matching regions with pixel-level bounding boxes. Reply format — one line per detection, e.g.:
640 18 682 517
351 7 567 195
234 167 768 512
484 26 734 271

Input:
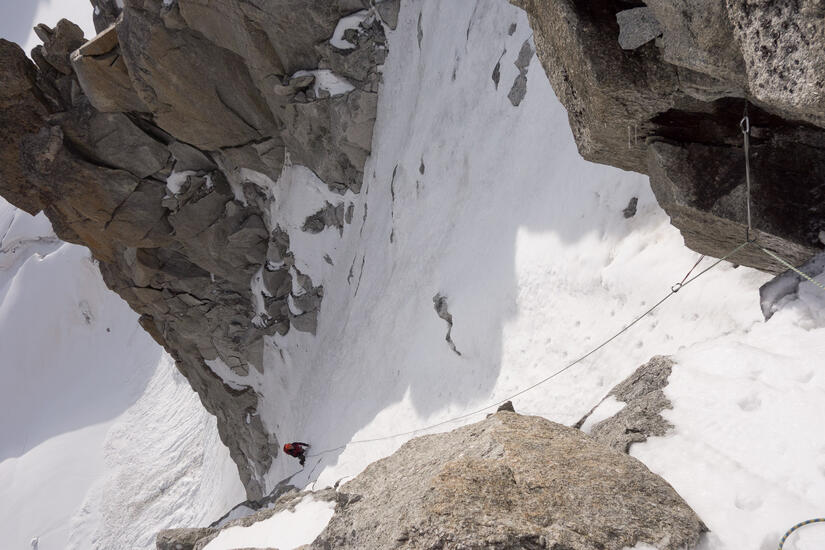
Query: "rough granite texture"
0 0 395 499
513 0 825 273
159 410 706 550
576 355 675 453
311 411 706 550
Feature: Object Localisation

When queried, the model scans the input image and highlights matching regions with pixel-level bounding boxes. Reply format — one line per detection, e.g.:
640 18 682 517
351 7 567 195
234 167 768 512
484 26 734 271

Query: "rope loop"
740 115 750 134
671 283 683 293
778 518 825 549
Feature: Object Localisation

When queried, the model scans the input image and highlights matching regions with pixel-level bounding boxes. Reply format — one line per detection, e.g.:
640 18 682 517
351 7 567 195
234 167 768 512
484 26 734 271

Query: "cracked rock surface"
0 0 390 500
514 0 825 272
310 410 706 550
161 409 706 550
576 355 675 453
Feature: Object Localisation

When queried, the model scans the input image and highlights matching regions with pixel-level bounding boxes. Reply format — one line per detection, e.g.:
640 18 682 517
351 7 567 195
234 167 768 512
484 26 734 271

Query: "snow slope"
2 0 824 549
0 197 244 549
235 2 823 549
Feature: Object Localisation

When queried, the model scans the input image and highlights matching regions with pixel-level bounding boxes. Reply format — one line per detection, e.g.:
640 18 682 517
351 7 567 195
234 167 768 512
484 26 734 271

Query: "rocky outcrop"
313 410 705 549
0 0 392 499
159 410 706 550
157 488 338 550
514 0 825 273
576 355 674 453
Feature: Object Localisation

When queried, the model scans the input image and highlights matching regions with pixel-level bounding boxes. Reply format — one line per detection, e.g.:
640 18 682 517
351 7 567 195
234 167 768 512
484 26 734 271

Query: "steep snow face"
232 1 820 549
0 197 244 550
2 1 825 549
252 0 761 486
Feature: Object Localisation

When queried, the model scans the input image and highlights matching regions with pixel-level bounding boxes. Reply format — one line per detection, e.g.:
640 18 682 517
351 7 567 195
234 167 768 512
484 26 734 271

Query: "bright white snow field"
1 0 824 549
0 196 244 549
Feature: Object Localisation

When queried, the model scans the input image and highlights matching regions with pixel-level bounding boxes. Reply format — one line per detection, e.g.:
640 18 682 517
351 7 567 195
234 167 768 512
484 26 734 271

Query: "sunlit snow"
1 0 824 549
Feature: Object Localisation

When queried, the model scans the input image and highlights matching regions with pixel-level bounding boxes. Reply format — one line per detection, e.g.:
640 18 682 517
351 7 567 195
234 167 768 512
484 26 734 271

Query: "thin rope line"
757 245 825 291
778 518 825 549
677 254 705 288
306 240 751 459
741 101 753 241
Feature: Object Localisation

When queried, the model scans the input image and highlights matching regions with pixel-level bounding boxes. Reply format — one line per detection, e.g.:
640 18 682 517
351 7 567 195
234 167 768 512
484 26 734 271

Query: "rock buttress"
0 0 392 499
514 0 825 272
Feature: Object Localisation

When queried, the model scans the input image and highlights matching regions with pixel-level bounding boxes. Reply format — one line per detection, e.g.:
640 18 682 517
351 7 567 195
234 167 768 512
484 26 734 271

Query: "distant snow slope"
0 197 244 550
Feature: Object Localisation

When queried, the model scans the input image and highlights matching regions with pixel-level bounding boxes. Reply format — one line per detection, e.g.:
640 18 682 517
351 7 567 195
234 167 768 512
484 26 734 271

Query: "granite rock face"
0 0 391 499
311 411 706 550
158 410 706 550
514 0 825 273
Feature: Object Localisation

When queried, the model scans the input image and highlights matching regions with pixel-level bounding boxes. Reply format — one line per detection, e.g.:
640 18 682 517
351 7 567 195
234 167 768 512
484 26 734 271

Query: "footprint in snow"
734 493 763 511
736 394 762 412
796 370 815 383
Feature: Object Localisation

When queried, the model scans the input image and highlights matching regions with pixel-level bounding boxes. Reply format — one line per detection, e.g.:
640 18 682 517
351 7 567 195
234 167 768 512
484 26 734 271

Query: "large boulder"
312 410 706 550
514 0 825 272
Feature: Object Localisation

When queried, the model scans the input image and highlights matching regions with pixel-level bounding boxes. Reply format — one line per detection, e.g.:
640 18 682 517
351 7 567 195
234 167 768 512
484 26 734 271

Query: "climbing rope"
739 100 824 291
741 102 754 242
778 518 825 549
295 102 821 497
671 254 705 293
305 239 750 460
757 244 825 291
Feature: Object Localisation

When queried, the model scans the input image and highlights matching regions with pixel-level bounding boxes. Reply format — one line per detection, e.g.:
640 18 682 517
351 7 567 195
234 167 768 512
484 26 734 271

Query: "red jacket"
283 442 308 457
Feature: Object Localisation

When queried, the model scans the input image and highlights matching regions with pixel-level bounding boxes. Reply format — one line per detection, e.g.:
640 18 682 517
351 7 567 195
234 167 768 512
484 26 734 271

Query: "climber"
283 441 310 466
